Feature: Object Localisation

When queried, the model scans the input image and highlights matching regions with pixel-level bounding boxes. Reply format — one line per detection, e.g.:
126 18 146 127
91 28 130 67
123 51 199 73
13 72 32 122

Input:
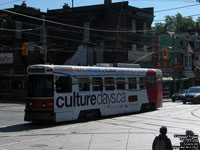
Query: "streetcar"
24 64 163 122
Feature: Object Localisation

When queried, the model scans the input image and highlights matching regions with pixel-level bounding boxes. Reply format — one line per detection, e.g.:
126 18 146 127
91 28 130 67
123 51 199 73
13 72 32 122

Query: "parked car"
172 89 188 102
183 86 200 104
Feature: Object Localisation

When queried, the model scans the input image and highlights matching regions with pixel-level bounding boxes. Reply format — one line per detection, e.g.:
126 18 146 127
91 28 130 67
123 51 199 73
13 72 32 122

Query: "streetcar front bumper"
24 109 55 122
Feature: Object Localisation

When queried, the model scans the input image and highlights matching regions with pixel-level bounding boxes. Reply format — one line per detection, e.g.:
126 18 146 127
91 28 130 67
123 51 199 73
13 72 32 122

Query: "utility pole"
42 15 47 64
72 0 74 8
172 34 176 94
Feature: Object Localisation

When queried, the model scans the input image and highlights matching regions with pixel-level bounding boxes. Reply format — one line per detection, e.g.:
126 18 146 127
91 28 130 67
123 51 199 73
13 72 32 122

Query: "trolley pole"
42 15 47 64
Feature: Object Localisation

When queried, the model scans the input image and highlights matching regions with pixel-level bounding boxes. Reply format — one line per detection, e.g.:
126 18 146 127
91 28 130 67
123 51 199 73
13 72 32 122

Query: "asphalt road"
1 99 200 150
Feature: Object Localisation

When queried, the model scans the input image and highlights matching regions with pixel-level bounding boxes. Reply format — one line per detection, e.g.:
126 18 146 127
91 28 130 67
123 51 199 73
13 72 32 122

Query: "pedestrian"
180 130 200 150
152 126 173 150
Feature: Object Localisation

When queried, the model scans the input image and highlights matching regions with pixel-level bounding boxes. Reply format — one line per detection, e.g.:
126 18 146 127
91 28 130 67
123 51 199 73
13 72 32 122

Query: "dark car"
183 86 200 104
172 89 188 102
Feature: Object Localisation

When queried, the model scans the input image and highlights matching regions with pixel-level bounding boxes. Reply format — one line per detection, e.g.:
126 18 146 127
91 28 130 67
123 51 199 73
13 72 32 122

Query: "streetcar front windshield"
28 75 54 97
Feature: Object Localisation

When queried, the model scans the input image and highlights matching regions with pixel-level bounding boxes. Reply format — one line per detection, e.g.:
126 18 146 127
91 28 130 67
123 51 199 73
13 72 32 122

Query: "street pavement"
1 99 200 150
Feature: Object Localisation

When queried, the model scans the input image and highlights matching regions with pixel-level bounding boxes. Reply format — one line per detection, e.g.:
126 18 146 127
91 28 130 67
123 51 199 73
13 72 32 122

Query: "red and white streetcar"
24 64 163 122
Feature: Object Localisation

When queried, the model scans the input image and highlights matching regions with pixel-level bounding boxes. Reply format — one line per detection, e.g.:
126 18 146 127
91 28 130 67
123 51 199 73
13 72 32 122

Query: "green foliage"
153 13 197 33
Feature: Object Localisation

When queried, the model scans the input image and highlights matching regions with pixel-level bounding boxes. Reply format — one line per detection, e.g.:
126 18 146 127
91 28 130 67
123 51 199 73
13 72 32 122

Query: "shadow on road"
0 123 61 132
0 108 158 133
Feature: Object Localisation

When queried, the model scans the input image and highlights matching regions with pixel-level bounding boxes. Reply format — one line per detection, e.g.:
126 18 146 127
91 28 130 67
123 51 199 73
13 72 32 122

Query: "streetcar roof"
27 64 162 74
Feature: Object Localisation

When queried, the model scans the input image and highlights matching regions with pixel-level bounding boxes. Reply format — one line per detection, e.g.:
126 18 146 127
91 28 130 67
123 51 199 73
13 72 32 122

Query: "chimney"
21 1 27 7
104 0 112 5
63 3 70 9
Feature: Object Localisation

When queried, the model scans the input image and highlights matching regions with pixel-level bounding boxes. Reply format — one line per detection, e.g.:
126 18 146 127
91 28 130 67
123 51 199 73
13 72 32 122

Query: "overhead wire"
0 8 154 33
0 0 22 6
0 24 189 54
154 3 200 13
0 26 41 32
1 1 200 32
0 2 196 57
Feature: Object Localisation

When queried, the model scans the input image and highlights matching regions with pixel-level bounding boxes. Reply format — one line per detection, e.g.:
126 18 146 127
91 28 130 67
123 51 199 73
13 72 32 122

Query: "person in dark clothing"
152 126 173 150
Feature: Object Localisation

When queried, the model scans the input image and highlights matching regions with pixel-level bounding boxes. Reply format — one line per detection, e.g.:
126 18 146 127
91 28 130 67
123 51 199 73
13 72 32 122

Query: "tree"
152 22 165 33
153 13 196 33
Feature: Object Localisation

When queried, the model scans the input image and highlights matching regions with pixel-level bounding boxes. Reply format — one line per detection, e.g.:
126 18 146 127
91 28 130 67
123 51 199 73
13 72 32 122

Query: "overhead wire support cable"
155 3 200 13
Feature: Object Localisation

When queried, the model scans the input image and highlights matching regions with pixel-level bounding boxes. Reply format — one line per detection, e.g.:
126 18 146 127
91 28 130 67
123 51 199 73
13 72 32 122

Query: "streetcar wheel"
78 109 101 120
141 103 155 112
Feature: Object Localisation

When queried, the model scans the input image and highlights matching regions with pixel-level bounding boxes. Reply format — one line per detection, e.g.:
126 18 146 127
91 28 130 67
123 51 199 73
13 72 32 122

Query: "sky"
1 0 200 25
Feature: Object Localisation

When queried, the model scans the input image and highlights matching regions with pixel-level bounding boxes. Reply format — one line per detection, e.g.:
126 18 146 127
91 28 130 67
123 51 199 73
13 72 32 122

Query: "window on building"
132 44 136 51
184 56 188 67
136 20 143 32
0 77 10 96
189 55 192 67
84 22 90 42
144 45 147 51
56 76 72 93
143 22 147 34
0 19 7 35
16 21 22 39
12 79 25 90
79 78 90 91
92 77 103 91
136 43 143 51
183 41 188 47
194 41 200 49
116 78 125 90
105 77 115 91
128 77 137 90
132 20 136 33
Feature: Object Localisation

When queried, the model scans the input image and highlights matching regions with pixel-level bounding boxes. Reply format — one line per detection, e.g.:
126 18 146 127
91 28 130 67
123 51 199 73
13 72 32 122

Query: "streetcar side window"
128 77 137 90
79 78 90 91
116 78 125 90
139 77 146 89
105 77 115 91
56 77 72 93
92 77 103 91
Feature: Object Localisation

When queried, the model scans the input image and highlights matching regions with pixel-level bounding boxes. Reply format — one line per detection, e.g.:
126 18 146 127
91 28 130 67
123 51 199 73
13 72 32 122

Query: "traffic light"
162 48 168 60
22 43 28 56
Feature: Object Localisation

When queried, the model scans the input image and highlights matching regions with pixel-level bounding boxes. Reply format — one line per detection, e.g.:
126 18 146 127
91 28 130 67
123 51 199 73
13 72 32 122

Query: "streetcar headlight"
42 103 46 107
